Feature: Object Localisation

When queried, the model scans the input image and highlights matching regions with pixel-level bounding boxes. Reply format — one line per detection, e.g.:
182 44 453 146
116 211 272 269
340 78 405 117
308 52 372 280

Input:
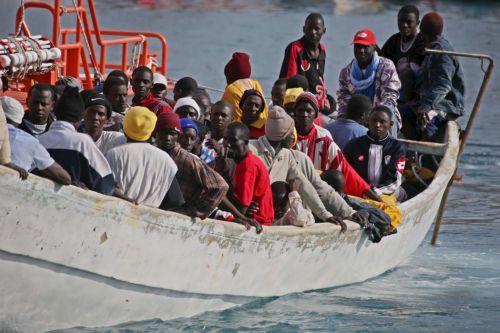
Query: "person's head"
55 76 83 92
352 29 377 69
210 100 233 136
368 105 393 141
123 106 157 142
224 122 250 161
54 86 84 127
155 111 182 152
286 74 309 91
398 5 420 40
103 76 129 114
0 96 25 127
194 88 212 121
239 89 265 126
265 105 295 151
173 97 201 120
26 83 56 125
173 77 198 101
131 66 154 101
224 52 251 85
271 78 287 108
346 94 372 123
283 87 304 117
294 92 319 135
321 169 345 194
420 12 444 45
151 73 168 100
271 181 290 219
303 13 326 45
107 70 129 87
179 118 199 152
83 92 112 140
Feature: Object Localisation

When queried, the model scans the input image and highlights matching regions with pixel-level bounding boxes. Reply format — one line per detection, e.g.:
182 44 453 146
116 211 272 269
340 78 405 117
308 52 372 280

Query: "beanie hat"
55 86 85 122
224 52 251 84
239 89 265 112
153 72 168 87
155 110 182 134
0 96 24 125
84 92 112 118
180 118 199 136
265 105 295 141
420 12 444 36
56 76 83 92
352 29 377 46
123 106 157 142
283 88 304 106
295 92 320 116
173 97 201 120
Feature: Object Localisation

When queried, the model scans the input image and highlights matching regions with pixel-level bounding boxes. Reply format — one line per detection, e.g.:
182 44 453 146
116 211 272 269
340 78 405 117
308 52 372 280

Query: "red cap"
155 111 182 134
352 29 377 46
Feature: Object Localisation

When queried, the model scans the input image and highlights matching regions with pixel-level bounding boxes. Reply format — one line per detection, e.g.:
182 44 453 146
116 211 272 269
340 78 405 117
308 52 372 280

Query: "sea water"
1 0 499 331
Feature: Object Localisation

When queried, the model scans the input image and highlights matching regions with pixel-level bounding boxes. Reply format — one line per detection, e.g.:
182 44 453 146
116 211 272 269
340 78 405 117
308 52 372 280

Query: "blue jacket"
418 36 465 117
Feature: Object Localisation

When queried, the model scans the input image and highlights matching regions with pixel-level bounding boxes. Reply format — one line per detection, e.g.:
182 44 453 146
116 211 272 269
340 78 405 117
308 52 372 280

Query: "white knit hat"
173 97 201 120
0 96 25 125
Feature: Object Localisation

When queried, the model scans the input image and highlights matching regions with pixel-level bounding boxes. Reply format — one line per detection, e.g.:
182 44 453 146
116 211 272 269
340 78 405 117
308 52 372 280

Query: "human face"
271 84 286 107
27 89 54 125
176 106 198 120
105 84 128 113
284 103 295 118
131 71 153 101
368 110 392 141
354 44 376 69
241 95 263 125
303 17 325 45
210 105 232 134
156 129 179 152
223 128 247 160
179 128 198 152
294 101 316 135
83 105 108 139
151 83 167 100
398 12 419 40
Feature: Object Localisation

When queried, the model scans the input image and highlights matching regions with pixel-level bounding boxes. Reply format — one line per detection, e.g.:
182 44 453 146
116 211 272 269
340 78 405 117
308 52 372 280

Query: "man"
380 5 426 102
105 106 180 208
151 72 169 100
19 83 56 138
83 92 126 155
283 87 304 117
203 100 234 171
39 86 115 195
337 29 401 137
344 106 407 201
238 89 267 139
272 179 315 227
131 66 173 115
279 13 330 112
102 76 129 132
179 118 199 153
173 96 202 120
173 77 198 101
400 12 465 141
224 122 274 226
1 96 70 185
0 101 28 179
270 78 287 108
326 94 370 150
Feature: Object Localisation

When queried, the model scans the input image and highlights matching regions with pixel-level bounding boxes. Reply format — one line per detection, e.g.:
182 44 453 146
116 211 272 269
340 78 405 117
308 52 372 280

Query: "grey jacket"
418 36 465 117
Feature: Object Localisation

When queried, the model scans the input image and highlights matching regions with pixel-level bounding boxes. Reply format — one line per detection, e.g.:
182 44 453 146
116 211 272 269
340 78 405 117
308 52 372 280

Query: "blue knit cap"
180 118 199 136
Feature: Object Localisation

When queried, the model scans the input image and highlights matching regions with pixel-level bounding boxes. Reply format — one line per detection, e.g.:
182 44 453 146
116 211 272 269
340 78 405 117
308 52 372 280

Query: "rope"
14 0 26 37
129 34 145 71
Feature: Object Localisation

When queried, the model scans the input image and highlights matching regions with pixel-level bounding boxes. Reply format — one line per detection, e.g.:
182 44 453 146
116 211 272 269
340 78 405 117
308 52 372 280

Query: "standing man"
19 83 56 138
102 76 129 132
131 66 173 115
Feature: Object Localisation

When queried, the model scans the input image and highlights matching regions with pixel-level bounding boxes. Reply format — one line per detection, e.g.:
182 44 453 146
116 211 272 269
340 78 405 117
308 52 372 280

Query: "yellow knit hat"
283 87 304 106
123 106 158 142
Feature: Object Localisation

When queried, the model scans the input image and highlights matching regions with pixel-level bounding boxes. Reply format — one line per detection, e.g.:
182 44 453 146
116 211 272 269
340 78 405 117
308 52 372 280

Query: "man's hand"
246 201 259 217
351 211 369 229
205 138 223 156
326 216 347 233
5 163 28 180
234 217 263 234
417 111 430 129
289 178 301 193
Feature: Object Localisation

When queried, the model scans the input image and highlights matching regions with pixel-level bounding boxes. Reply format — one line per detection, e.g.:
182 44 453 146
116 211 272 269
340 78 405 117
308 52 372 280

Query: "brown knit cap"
265 105 295 141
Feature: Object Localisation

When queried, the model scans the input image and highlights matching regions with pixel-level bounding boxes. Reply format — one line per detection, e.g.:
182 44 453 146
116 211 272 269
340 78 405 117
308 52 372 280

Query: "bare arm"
37 162 71 185
4 162 28 180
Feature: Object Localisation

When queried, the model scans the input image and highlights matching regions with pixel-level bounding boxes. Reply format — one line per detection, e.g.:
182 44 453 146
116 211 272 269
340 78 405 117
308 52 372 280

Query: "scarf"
349 51 380 102
23 118 48 137
296 125 331 171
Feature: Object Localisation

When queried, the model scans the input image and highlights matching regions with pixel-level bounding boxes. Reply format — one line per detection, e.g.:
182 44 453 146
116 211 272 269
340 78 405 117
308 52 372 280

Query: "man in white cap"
1 96 71 184
173 96 201 120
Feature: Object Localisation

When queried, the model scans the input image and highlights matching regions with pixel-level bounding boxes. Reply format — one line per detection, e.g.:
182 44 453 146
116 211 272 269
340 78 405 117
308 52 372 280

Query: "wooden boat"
0 121 460 332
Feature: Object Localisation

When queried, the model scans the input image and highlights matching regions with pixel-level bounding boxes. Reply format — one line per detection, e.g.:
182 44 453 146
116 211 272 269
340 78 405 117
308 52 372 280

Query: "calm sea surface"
1 0 500 332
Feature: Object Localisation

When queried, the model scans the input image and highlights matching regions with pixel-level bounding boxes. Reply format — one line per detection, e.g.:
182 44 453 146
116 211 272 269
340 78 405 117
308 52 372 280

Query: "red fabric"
352 29 377 46
224 52 251 84
297 125 331 171
155 111 181 133
249 125 266 140
132 92 173 115
233 152 274 226
341 159 370 197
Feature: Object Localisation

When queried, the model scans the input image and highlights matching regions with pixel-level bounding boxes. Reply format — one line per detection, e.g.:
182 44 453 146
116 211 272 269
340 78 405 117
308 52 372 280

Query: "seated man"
18 83 56 138
174 97 202 121
102 76 129 132
326 94 370 150
1 96 70 184
344 106 407 201
224 122 274 226
272 179 315 227
238 89 267 139
173 77 198 101
179 118 200 153
337 29 401 137
270 78 287 108
400 12 465 141
39 86 115 194
106 106 180 208
83 92 126 155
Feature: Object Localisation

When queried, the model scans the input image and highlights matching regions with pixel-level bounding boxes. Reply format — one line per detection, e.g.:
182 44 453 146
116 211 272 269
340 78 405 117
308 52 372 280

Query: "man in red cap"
337 29 401 137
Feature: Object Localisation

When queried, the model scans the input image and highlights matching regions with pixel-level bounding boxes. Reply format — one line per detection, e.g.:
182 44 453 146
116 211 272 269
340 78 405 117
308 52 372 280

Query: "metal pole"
429 49 495 245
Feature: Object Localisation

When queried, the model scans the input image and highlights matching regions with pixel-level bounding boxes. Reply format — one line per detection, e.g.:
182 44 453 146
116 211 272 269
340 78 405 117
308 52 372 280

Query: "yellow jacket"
222 78 268 129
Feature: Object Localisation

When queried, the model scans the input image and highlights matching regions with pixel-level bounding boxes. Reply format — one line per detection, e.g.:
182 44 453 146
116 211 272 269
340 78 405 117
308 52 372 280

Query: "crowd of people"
0 6 465 235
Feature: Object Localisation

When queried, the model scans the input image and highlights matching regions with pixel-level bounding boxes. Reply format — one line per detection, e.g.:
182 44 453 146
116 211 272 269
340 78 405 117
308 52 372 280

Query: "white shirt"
95 131 127 155
105 142 178 208
8 124 54 171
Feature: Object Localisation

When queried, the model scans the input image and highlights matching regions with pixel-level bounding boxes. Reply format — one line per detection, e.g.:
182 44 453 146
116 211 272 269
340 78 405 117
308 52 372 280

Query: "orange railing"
15 0 168 89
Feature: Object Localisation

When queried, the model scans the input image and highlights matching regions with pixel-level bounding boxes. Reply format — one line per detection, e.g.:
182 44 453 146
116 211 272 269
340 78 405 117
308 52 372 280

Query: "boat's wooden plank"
398 138 448 156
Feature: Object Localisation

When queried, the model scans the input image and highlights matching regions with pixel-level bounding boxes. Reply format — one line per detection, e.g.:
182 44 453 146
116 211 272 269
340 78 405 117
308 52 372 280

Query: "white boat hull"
0 123 459 332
